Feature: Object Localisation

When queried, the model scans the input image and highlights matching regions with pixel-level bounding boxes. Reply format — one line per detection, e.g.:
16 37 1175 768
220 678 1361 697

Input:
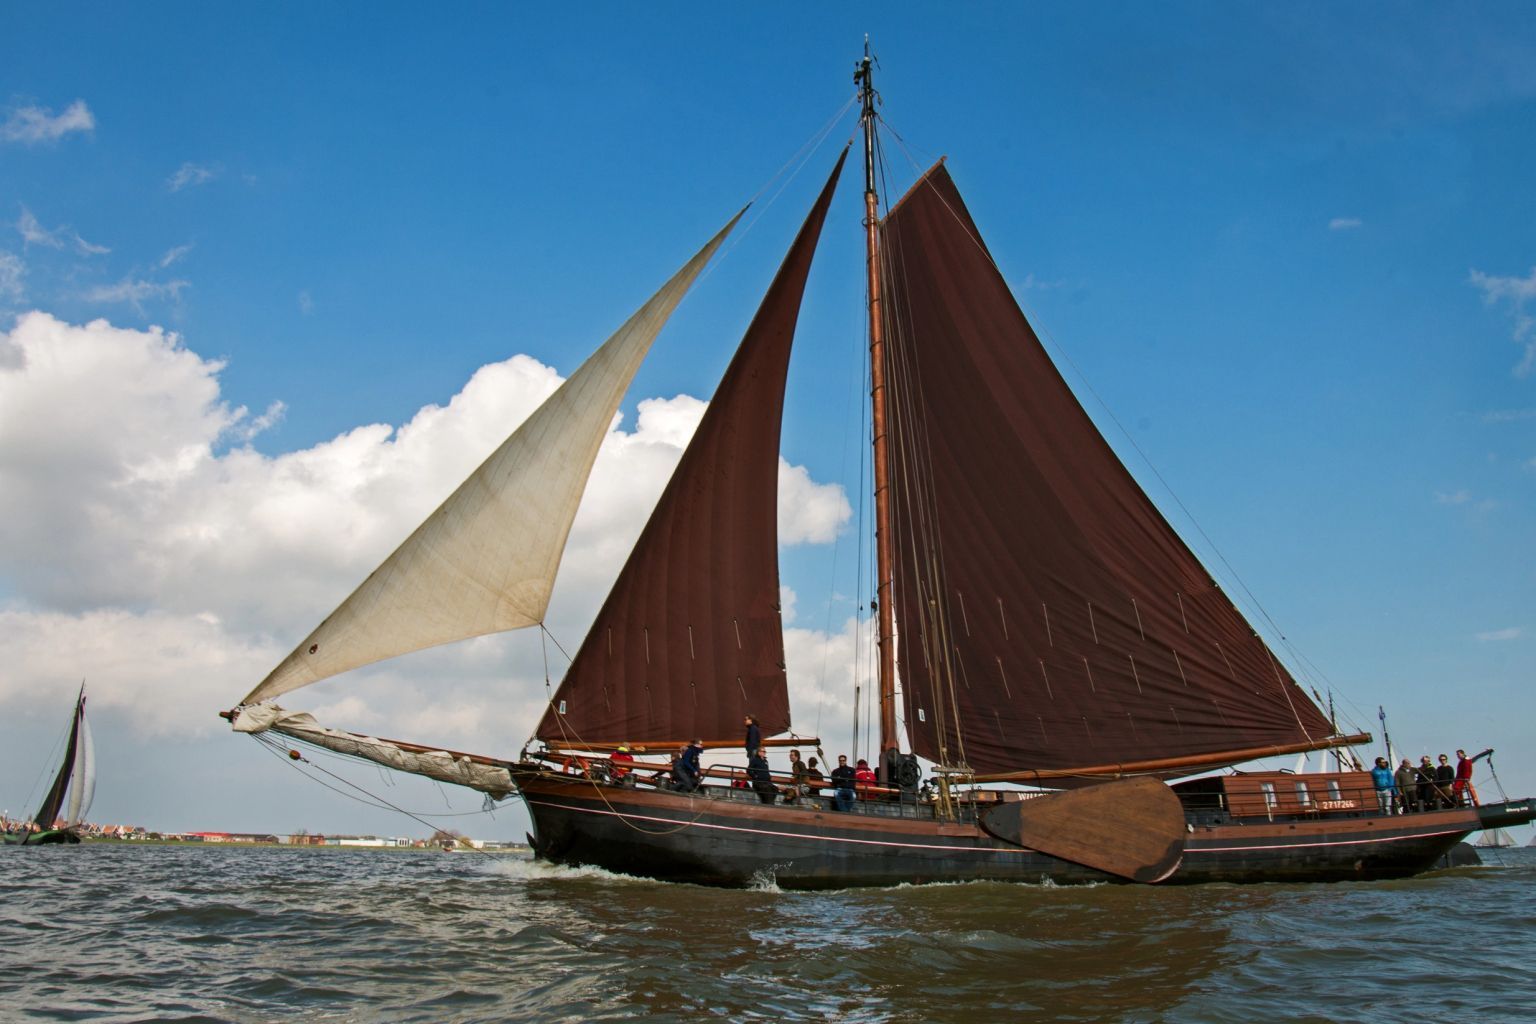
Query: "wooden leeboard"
979 777 1186 883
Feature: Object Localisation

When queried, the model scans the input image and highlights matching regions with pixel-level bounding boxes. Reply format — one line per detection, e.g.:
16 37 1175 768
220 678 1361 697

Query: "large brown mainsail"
537 150 849 748
878 163 1336 776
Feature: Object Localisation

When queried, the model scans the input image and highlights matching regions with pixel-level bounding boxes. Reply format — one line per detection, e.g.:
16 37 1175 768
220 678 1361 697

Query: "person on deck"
747 747 777 804
830 755 857 812
743 715 761 760
805 756 825 797
1395 758 1418 813
674 738 704 792
1370 757 1394 813
1454 749 1477 806
1435 754 1456 808
1416 756 1438 811
785 749 806 804
854 758 877 800
610 746 635 785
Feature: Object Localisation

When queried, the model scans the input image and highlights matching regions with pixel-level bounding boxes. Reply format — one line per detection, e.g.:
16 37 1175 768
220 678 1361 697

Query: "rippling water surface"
3 843 1533 1023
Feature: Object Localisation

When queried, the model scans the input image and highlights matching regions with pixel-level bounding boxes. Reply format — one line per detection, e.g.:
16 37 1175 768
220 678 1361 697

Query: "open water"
2 843 1533 1024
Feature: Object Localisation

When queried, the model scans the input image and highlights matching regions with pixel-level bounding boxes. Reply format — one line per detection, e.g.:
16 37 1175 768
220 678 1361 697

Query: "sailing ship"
5 685 95 846
226 51 1535 887
1474 829 1516 849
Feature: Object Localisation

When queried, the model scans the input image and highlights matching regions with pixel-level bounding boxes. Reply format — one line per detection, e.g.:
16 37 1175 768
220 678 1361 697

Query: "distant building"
183 831 279 844
323 835 411 848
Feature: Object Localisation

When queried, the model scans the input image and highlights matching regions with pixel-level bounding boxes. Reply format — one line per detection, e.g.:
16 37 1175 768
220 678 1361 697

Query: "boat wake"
477 855 664 886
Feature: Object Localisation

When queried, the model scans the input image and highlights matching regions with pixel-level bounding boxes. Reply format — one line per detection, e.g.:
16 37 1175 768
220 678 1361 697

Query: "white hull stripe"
1188 826 1467 854
525 798 1027 856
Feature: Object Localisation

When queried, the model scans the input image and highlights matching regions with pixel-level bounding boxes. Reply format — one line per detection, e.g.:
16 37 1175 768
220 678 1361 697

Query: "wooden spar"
970 731 1373 783
857 42 898 761
541 736 819 754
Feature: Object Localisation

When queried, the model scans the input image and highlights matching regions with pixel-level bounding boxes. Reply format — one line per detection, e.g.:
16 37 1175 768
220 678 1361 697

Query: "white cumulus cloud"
0 251 22 304
1469 265 1536 376
84 277 190 310
167 162 220 192
1 100 94 144
0 313 851 748
16 206 108 255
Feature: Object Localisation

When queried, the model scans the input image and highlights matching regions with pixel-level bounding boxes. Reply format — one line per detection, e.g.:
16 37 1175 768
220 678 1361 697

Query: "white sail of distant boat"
64 708 95 827
1475 828 1514 849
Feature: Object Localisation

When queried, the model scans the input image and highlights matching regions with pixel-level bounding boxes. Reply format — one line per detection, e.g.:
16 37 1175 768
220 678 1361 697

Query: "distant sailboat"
5 685 94 846
226 47 1536 887
1475 829 1515 849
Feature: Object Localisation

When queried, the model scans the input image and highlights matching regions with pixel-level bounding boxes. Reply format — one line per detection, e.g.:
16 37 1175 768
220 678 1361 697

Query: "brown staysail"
878 163 1336 777
537 150 849 748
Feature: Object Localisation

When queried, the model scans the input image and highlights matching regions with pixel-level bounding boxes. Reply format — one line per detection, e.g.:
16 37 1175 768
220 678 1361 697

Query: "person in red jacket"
1453 749 1477 806
853 758 877 799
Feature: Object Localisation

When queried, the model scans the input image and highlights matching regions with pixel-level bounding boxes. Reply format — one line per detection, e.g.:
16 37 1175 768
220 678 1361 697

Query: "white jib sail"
242 213 742 705
65 709 95 827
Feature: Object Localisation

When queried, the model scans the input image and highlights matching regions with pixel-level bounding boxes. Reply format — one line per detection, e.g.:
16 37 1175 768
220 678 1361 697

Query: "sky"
2 4 1534 842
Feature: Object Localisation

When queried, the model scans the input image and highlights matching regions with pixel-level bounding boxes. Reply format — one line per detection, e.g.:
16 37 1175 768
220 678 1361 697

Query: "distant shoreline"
70 836 530 852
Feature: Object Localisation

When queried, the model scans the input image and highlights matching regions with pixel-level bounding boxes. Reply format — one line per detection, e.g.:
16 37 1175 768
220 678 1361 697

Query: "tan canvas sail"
242 214 742 705
878 163 1336 776
537 150 849 748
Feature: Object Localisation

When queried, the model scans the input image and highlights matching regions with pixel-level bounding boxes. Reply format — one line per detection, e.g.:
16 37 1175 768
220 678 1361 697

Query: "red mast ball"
289 749 302 761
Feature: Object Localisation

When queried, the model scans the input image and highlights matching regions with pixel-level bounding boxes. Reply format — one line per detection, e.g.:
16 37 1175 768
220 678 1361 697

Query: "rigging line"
19 702 75 818
813 277 869 743
535 673 714 837
714 96 858 272
254 736 508 827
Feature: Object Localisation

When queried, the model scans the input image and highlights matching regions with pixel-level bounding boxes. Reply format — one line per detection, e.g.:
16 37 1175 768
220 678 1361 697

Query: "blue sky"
2 4 1533 840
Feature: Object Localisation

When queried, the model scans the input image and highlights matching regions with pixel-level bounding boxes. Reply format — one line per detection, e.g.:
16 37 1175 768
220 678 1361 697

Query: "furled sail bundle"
240 214 742 707
878 164 1337 777
537 150 849 748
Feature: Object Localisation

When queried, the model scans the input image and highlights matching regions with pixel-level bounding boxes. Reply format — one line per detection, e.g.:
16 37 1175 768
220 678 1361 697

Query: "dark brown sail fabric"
34 691 83 828
537 150 848 748
879 163 1334 776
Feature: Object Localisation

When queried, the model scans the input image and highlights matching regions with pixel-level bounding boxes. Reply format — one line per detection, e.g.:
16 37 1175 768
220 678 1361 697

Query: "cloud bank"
0 312 858 755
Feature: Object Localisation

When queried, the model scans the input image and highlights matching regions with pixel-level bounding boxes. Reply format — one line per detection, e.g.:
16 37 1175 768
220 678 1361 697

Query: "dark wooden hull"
514 768 1530 889
2 828 80 846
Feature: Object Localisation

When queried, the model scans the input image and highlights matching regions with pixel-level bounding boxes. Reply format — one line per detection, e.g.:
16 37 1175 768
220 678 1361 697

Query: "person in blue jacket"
674 739 703 792
1370 757 1395 813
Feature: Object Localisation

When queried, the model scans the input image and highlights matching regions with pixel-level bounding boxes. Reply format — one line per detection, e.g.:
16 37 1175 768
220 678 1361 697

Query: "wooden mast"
856 42 899 764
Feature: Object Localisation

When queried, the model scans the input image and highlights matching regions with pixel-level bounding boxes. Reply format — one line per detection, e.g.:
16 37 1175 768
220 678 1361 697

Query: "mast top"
854 41 880 198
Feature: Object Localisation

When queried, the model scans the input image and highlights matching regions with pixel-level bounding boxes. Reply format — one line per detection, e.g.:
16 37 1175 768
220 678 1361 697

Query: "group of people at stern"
1370 749 1480 813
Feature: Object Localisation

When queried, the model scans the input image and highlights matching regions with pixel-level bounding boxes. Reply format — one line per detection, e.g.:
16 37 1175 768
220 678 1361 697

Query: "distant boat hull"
515 768 1529 889
2 828 81 847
